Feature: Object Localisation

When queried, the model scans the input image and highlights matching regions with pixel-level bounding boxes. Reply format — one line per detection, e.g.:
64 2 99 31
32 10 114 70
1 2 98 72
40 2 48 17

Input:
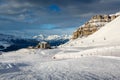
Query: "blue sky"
0 0 120 38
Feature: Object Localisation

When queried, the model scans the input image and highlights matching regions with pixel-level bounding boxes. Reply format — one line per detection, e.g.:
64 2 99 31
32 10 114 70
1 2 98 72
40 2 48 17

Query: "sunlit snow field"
0 47 120 80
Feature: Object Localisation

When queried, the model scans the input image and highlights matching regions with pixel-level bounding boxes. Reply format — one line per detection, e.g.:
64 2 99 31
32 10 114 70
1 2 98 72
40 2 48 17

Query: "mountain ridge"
60 12 120 47
33 34 72 41
72 12 120 39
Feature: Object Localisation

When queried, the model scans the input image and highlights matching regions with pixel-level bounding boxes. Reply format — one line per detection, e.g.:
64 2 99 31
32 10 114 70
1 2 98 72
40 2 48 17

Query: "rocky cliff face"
72 14 119 39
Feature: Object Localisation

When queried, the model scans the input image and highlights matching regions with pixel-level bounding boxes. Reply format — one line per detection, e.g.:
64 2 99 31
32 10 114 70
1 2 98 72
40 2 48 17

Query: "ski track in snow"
0 48 120 80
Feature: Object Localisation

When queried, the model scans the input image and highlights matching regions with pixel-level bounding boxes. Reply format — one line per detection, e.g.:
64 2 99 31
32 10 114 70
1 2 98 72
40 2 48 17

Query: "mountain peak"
61 12 120 47
72 12 120 39
33 34 72 41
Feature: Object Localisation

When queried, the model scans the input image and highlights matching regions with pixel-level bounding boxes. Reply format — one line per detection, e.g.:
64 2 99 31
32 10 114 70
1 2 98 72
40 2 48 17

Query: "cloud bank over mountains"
0 0 120 37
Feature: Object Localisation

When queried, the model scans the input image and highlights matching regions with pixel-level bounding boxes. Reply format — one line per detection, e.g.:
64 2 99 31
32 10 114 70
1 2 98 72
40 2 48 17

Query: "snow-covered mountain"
33 34 72 41
60 12 120 47
0 34 16 50
0 34 38 52
1 12 120 80
0 34 71 52
72 12 120 39
52 12 120 59
33 34 71 47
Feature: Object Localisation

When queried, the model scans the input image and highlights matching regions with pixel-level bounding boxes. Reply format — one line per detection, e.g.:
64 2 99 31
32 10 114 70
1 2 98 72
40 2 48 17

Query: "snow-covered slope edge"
55 14 120 59
72 13 120 39
61 15 120 47
54 46 120 59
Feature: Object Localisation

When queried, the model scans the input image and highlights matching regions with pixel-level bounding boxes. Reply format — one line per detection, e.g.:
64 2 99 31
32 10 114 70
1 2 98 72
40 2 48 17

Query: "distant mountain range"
33 34 71 41
0 34 14 50
0 33 38 52
33 34 71 46
0 34 71 52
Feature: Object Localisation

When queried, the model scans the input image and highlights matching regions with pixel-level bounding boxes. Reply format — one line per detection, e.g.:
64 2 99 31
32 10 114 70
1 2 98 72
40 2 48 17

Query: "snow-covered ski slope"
61 15 120 47
1 13 120 80
54 46 120 59
54 14 120 59
1 49 120 80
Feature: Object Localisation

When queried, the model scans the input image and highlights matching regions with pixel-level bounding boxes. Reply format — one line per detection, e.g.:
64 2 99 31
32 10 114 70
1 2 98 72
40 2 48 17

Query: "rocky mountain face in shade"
72 14 119 39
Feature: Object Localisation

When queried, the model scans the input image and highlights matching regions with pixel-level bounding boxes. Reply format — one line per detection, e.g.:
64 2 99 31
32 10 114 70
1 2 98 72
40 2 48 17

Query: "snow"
33 34 72 41
0 41 11 50
0 48 120 80
61 15 120 47
56 14 120 59
115 12 120 16
54 46 120 59
0 34 15 50
1 13 120 80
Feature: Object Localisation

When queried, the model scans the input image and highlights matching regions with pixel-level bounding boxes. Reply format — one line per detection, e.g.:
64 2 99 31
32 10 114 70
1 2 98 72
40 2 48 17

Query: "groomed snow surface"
0 48 120 80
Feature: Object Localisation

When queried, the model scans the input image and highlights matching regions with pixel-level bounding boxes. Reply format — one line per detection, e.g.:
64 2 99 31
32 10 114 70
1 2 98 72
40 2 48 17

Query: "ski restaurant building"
36 42 50 49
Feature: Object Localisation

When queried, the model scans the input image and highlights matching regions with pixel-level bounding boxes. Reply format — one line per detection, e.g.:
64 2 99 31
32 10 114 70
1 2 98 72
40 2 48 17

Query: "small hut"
36 42 50 49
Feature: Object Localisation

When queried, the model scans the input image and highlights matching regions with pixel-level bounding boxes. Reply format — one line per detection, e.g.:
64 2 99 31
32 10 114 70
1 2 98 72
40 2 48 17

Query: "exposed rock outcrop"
72 14 119 39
